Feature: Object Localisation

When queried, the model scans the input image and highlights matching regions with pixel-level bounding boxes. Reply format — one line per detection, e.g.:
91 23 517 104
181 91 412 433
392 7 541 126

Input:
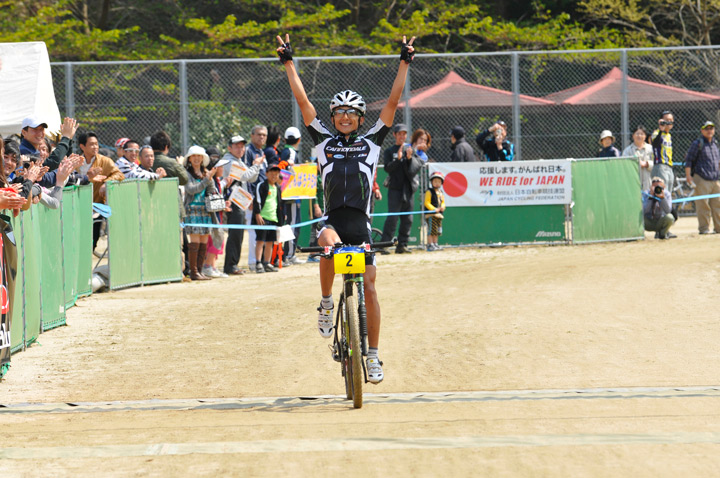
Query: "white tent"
0 42 61 137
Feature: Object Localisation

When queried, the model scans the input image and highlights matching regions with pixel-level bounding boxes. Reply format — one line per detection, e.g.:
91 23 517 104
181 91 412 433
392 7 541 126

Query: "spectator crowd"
1 108 718 288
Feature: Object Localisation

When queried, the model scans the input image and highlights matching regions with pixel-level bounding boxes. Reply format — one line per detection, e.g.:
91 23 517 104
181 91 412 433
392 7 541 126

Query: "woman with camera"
183 145 218 280
476 121 514 161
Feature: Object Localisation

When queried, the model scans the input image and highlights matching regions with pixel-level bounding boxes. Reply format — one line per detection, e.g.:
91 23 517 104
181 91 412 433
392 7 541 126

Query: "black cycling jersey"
306 116 390 217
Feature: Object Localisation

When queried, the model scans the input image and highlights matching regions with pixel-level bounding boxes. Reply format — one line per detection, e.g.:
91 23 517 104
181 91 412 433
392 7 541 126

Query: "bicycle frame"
299 238 396 408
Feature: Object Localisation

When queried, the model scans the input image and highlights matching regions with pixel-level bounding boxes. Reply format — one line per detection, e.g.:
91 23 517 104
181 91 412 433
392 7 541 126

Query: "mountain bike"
299 239 395 409
672 177 696 216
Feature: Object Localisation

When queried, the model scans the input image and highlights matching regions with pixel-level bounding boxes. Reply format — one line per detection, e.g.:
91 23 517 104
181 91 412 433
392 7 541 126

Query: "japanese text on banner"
427 160 572 207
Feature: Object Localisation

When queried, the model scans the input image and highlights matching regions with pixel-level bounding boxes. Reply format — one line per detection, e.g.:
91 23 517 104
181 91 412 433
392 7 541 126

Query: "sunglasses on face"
332 108 360 117
124 148 140 153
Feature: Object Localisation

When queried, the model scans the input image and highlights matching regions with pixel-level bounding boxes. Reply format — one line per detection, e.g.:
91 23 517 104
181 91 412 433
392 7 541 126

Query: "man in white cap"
221 134 263 275
280 126 305 264
19 115 48 156
684 120 720 234
596 130 620 158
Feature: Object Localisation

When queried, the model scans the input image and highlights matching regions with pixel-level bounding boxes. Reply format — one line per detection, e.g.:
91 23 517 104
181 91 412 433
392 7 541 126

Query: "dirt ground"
2 216 720 477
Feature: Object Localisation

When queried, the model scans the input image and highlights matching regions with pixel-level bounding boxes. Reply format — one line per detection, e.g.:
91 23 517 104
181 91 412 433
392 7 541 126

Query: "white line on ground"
4 432 720 459
2 386 720 414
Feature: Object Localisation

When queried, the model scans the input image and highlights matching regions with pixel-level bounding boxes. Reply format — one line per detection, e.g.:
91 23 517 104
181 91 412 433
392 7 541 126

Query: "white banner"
427 160 572 207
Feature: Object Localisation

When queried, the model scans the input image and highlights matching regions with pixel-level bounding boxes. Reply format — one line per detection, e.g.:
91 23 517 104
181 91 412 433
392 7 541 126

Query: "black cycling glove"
400 40 414 64
278 42 294 64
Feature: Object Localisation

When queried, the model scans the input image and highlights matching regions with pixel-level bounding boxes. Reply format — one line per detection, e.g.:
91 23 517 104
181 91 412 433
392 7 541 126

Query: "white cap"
21 115 48 130
599 130 614 142
229 135 246 145
183 145 209 167
284 126 301 140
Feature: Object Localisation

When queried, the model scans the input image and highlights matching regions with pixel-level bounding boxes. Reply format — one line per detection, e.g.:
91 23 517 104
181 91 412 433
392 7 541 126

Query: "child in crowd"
252 161 284 273
424 171 446 251
203 157 231 278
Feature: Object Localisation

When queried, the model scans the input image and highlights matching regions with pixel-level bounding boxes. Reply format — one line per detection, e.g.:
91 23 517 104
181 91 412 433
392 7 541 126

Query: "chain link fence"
52 46 720 180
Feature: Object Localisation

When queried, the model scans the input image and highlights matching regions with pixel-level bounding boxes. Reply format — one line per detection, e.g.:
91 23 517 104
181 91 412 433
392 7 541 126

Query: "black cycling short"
319 207 375 266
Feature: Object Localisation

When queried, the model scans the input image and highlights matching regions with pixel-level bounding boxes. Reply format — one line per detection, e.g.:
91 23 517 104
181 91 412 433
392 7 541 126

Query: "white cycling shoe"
366 356 384 383
317 304 334 338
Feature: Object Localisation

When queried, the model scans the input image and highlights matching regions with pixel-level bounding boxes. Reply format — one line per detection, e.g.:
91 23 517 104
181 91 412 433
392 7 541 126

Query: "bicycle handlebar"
299 238 397 254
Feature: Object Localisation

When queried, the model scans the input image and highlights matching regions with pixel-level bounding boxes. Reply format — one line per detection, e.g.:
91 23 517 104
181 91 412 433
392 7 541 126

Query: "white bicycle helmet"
429 171 445 184
330 90 366 115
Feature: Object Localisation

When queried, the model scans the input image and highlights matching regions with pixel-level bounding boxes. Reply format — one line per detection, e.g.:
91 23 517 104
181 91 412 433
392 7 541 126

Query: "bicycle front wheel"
344 284 363 409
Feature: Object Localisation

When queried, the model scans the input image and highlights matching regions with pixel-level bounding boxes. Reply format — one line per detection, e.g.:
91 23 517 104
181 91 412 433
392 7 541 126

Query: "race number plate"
334 247 365 274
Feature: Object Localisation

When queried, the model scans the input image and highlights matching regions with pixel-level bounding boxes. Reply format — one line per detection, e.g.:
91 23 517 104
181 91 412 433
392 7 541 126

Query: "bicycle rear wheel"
343 283 363 409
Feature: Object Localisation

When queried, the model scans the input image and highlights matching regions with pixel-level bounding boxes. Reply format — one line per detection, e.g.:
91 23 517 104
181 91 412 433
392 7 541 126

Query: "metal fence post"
621 50 629 149
65 62 75 119
403 67 412 130
511 52 522 161
179 60 189 154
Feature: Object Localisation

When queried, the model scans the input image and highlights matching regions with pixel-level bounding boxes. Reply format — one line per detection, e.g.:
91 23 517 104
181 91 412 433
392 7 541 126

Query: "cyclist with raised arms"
277 33 415 384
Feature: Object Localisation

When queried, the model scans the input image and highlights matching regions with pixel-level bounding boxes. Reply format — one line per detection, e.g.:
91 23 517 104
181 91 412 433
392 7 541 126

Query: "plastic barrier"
139 180 184 285
8 185 94 354
37 203 65 331
106 179 182 291
571 158 644 243
9 214 23 354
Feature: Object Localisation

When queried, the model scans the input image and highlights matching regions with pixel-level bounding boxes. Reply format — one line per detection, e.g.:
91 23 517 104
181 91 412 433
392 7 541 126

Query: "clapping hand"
60 117 79 139
156 167 167 179
55 158 75 186
0 189 26 210
25 163 44 183
87 166 107 183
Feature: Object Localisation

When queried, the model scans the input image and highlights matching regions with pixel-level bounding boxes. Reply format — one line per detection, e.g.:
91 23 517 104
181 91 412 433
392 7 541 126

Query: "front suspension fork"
356 281 368 357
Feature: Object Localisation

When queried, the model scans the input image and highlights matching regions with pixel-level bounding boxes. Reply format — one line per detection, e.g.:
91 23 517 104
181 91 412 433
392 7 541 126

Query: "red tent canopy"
367 71 554 110
544 67 720 105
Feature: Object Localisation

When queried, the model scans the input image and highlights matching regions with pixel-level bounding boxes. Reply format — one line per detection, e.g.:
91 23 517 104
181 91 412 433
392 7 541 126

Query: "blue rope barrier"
672 192 720 204
182 209 431 230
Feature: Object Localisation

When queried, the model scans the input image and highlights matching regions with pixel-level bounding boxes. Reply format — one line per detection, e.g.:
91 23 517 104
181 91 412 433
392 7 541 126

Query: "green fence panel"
9 214 24 354
440 205 567 245
62 186 79 308
77 185 94 297
37 205 66 331
107 181 142 290
22 207 41 345
373 166 566 246
571 158 644 243
139 179 182 284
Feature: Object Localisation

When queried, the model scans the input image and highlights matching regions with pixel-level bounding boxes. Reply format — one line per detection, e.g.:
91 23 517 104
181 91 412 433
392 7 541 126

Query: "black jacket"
252 180 284 225
383 144 423 202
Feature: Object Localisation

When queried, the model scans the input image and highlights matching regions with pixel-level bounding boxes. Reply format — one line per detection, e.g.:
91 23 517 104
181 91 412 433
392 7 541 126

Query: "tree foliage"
0 0 657 61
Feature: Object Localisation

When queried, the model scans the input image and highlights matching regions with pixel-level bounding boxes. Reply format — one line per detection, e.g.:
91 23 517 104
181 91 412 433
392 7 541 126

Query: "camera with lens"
653 185 663 195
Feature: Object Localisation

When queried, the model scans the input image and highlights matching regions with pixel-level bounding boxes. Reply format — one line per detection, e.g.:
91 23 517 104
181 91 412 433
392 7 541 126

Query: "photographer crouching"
643 177 676 240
